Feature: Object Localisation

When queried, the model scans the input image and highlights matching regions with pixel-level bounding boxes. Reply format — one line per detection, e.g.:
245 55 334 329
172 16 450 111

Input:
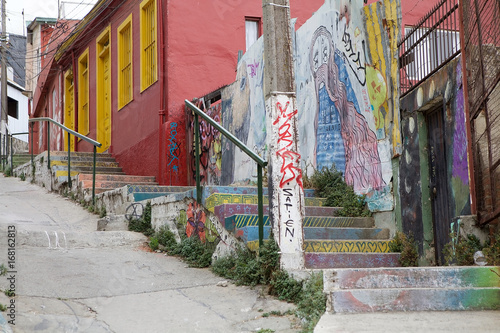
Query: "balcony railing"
398 0 461 97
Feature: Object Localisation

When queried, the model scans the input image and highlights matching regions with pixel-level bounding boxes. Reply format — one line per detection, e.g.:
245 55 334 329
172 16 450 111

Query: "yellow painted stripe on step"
303 240 395 253
55 170 80 178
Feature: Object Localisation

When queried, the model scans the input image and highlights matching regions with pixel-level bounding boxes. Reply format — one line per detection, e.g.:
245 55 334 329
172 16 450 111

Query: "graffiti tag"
273 101 303 189
283 188 295 242
247 61 259 78
168 122 180 173
342 27 366 86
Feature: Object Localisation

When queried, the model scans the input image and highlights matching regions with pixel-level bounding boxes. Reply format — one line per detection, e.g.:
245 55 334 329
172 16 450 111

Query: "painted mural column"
262 0 305 270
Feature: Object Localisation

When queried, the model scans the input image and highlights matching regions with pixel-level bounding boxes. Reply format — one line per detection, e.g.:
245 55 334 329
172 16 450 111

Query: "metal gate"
460 0 500 227
427 107 451 265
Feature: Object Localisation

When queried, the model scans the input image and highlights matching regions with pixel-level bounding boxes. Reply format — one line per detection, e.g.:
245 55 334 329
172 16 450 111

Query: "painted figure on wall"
310 26 385 192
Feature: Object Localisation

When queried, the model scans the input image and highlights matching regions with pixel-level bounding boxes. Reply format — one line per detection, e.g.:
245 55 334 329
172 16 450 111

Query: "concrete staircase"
199 187 400 269
109 184 399 269
49 151 158 194
11 152 32 169
323 266 500 312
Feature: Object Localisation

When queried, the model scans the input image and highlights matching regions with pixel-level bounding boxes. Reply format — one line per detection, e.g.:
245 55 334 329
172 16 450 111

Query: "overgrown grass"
309 165 371 217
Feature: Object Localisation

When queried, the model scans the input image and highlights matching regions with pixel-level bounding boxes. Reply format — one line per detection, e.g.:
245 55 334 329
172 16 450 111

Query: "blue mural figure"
310 26 385 192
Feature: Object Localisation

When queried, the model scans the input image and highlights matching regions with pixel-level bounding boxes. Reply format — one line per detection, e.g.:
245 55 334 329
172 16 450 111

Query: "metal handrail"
185 99 268 247
29 117 102 204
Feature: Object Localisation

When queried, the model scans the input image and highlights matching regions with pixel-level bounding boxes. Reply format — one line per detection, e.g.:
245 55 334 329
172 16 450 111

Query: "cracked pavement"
0 175 301 332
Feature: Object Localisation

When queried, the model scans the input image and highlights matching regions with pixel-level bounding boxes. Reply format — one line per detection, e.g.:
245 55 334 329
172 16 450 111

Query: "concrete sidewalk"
0 175 300 332
1 175 499 332
314 311 500 332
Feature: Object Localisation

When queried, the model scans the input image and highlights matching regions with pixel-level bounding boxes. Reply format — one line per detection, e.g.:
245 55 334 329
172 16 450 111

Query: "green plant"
171 235 215 268
483 229 500 266
256 329 274 333
296 272 326 332
128 202 154 236
211 254 238 279
258 236 281 284
156 226 179 253
99 206 107 218
211 238 280 286
211 237 326 332
0 264 7 276
444 233 483 266
0 304 6 312
310 165 370 217
269 269 303 303
4 289 14 297
3 166 11 177
389 231 419 267
19 172 26 181
149 237 159 251
31 161 35 182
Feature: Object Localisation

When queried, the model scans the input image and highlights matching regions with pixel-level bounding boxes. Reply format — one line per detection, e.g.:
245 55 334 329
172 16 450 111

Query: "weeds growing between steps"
128 202 326 333
304 164 371 217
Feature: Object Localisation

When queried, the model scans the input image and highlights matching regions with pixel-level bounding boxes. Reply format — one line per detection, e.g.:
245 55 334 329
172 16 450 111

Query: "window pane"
245 20 258 51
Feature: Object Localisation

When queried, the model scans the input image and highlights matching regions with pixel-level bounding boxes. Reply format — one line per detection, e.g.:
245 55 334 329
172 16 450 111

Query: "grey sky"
7 0 97 35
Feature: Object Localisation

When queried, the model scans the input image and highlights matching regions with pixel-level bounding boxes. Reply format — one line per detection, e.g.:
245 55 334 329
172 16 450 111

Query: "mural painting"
177 201 219 244
308 25 385 193
188 101 222 185
451 62 470 217
214 0 400 213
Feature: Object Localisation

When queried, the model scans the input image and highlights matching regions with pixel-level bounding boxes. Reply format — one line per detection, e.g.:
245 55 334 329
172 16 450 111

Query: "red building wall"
32 0 326 186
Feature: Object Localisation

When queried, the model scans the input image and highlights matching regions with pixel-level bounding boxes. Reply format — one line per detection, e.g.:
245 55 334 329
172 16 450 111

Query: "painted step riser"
50 160 119 168
133 192 191 202
324 267 500 290
214 204 341 222
53 166 123 173
205 193 325 211
304 240 393 253
247 239 393 253
80 181 157 189
225 215 374 230
49 152 113 158
79 174 156 183
127 185 193 193
50 157 117 163
329 288 500 313
305 253 401 269
236 226 389 243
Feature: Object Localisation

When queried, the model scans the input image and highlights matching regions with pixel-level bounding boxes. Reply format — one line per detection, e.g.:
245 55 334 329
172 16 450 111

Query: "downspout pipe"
72 50 78 151
158 0 167 185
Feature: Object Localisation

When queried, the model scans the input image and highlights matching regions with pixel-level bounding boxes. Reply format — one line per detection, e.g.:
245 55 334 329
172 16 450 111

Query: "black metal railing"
398 0 461 97
29 117 102 204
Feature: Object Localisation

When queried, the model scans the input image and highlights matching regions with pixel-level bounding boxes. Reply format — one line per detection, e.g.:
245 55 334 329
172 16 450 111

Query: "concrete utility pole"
262 0 305 270
0 0 7 136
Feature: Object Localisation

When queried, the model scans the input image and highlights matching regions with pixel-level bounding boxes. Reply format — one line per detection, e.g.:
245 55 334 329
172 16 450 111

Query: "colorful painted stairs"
209 197 400 269
324 266 500 312
118 184 400 269
49 151 158 194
